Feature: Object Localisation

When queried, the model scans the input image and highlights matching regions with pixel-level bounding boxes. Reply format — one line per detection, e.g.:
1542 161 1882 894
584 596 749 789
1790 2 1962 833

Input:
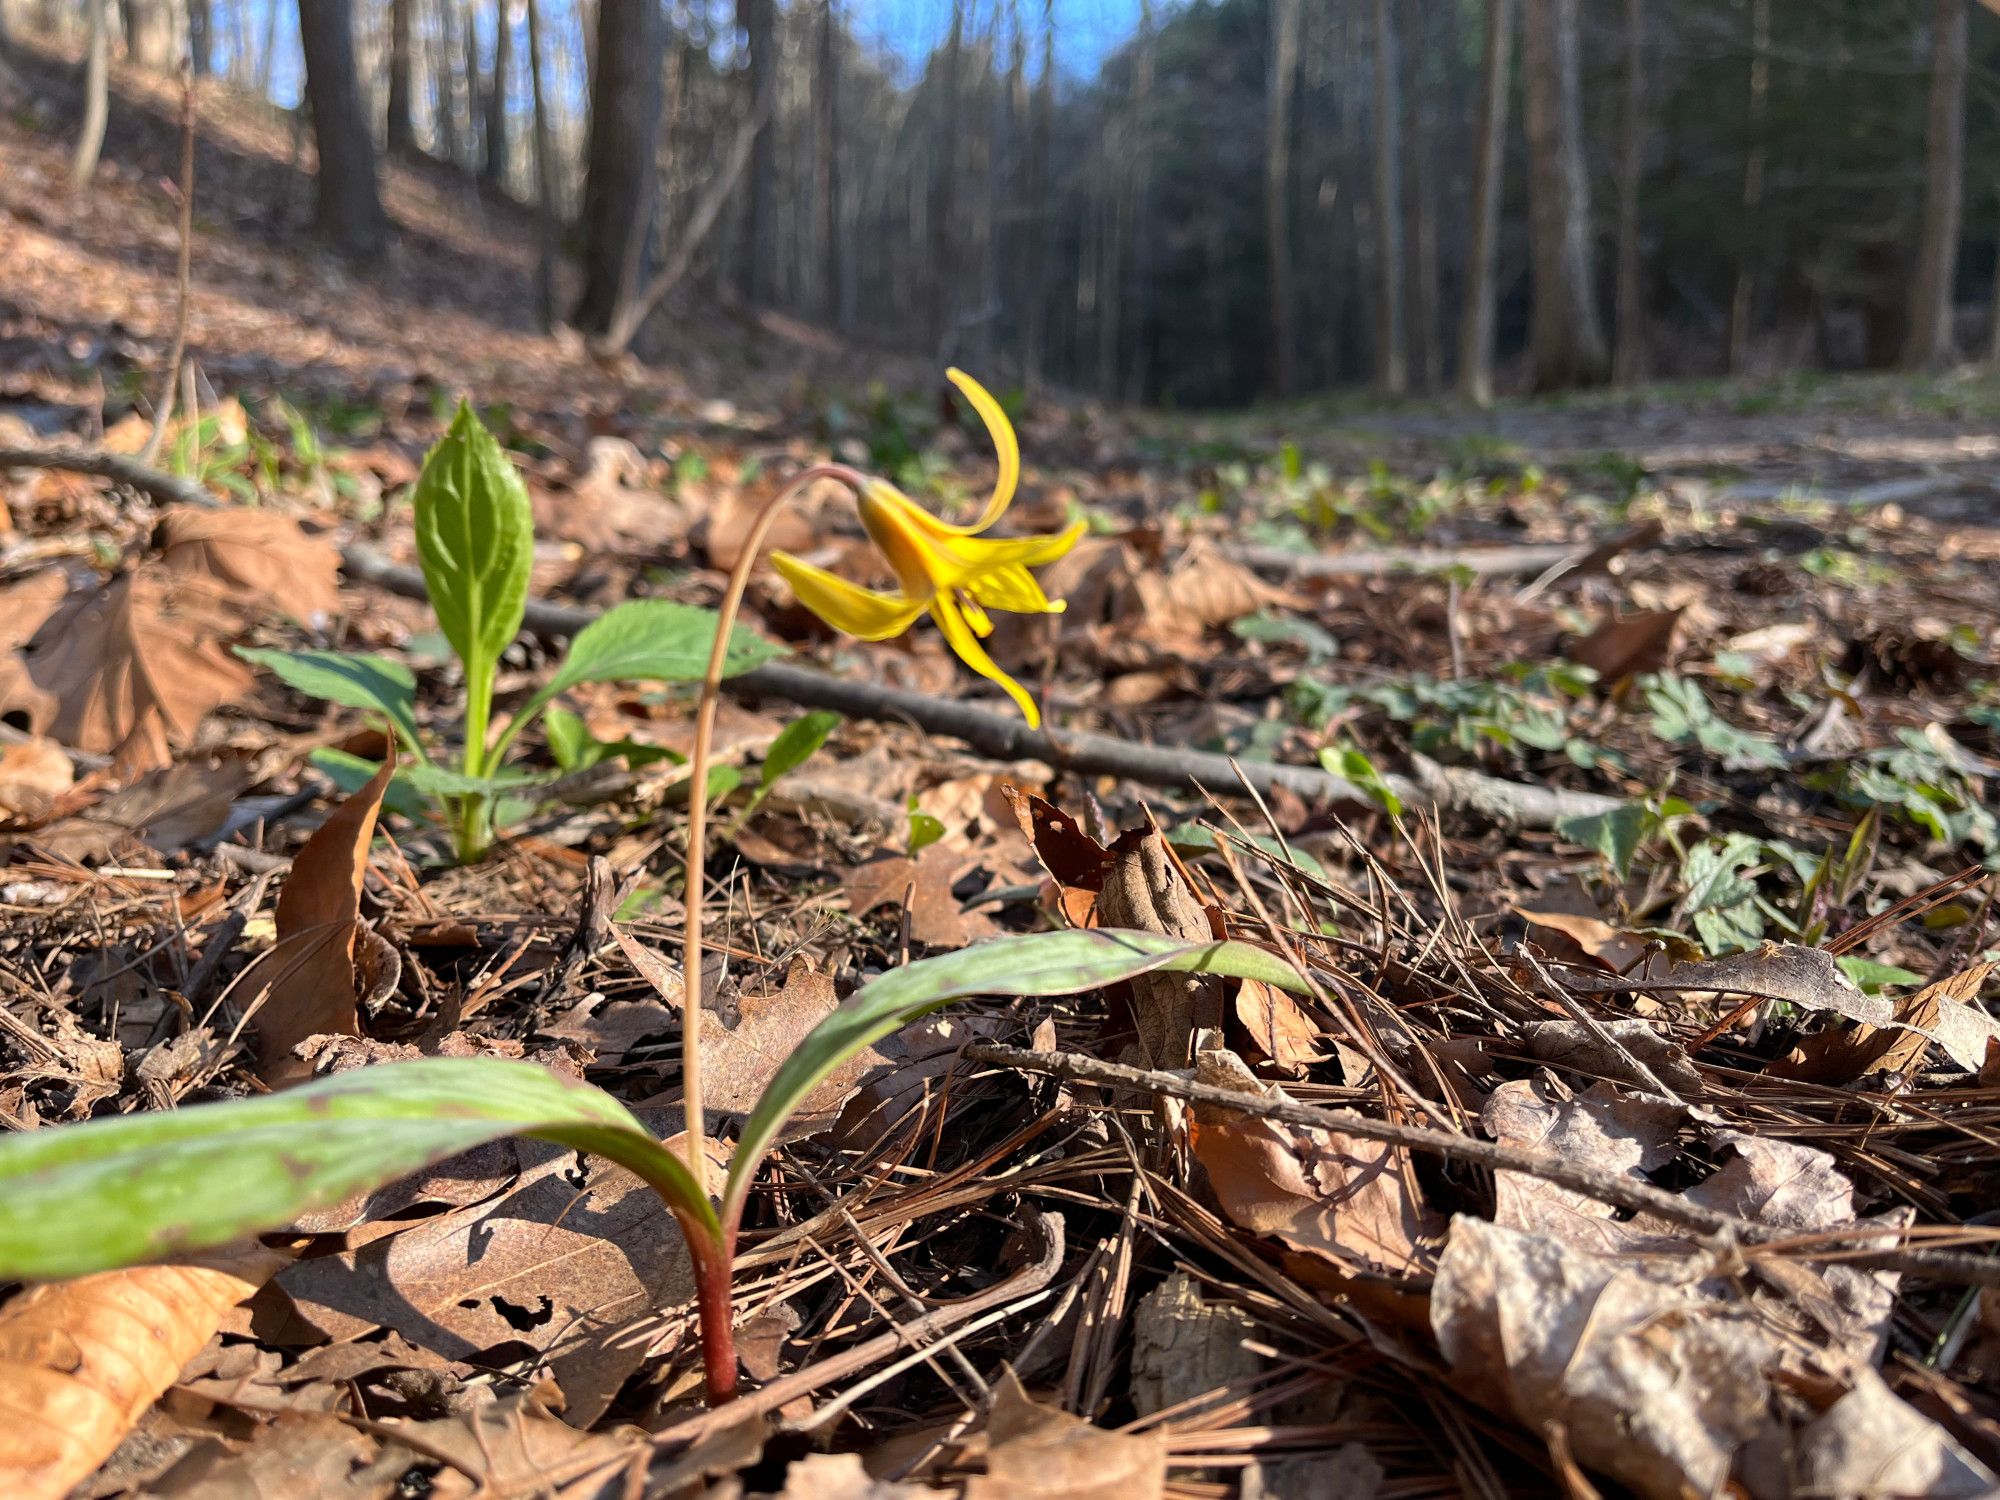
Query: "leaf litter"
3 184 2000 1494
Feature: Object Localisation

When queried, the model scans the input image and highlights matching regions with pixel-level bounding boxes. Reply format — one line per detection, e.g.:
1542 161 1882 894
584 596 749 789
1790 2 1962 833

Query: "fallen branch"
1223 521 1658 586
961 1041 2000 1289
0 443 1629 823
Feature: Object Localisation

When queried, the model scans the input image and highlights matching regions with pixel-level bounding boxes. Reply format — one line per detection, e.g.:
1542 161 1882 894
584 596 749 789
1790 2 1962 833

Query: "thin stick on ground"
961 1041 2000 1289
140 64 196 469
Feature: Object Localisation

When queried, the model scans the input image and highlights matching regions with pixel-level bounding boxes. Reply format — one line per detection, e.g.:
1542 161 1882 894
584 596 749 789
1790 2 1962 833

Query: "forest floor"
5 50 2000 1500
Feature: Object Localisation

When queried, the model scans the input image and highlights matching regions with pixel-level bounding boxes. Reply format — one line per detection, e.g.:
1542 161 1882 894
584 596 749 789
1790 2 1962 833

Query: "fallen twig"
1223 521 1658 586
0 444 1634 822
961 1041 2000 1289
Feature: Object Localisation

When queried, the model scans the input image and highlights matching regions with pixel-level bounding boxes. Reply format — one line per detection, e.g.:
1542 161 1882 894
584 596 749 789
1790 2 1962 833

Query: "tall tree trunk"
572 0 662 335
1902 0 1968 370
526 0 556 329
386 0 415 153
1264 0 1300 395
482 0 510 187
1023 0 1053 388
816 0 842 325
1458 0 1513 406
1725 0 1768 372
738 0 777 305
71 0 110 189
460 0 479 174
1371 0 1407 395
1988 180 2000 367
188 0 212 75
928 0 964 345
1520 0 1606 389
298 0 385 258
257 0 279 94
121 0 174 67
1612 0 1645 385
435 0 462 167
1407 0 1443 394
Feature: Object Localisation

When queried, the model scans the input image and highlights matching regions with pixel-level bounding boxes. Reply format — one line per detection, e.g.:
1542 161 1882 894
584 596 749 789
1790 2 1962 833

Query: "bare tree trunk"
816 0 842 326
1264 0 1300 395
482 0 510 187
1371 0 1407 395
1520 0 1606 389
1612 0 1645 386
1988 181 2000 367
435 0 462 166
572 0 662 336
386 0 414 153
257 0 278 94
71 0 109 189
1902 0 1968 371
928 0 964 345
120 0 173 67
1725 0 1768 373
460 0 479 173
298 0 385 258
1458 0 1513 406
1023 0 1052 389
1124 0 1156 403
1408 0 1442 394
738 0 777 305
526 0 556 329
188 0 212 75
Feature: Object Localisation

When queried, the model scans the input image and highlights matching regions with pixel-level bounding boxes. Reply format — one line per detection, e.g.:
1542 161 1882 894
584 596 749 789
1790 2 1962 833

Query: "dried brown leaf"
156 505 342 626
270 1145 699 1426
0 736 73 819
1097 830 1221 1070
1771 961 1998 1083
244 756 394 1084
1191 1050 1438 1276
20 571 250 770
1569 607 1683 683
962 1369 1165 1500
699 959 888 1128
842 844 998 949
0 1248 285 1500
1231 976 1326 1074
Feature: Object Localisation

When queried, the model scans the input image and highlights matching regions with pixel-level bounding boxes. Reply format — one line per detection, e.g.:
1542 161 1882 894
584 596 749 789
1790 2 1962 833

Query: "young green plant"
241 404 783 861
0 930 1311 1406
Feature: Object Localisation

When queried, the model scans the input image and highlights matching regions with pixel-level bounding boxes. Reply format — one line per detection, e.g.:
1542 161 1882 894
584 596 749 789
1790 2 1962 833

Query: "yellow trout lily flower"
772 369 1084 728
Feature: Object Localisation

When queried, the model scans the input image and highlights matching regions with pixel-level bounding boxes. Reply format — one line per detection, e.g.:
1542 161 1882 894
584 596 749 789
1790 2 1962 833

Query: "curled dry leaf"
0 1247 287 1500
242 755 395 1085
1096 830 1222 1070
1430 1215 1994 1500
1133 539 1299 637
695 958 890 1131
1520 1017 1703 1095
0 572 69 735
19 570 251 771
0 736 73 820
1773 961 2000 1083
961 1369 1166 1500
1483 1079 1686 1253
1190 1049 1438 1277
155 505 343 626
1232 976 1326 1074
1588 942 1891 1028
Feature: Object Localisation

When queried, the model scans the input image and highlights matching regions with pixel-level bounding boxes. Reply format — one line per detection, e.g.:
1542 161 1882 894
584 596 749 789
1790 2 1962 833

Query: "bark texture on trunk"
71 0 110 190
1612 0 1645 386
1371 0 1407 395
386 0 415 153
739 0 778 305
1521 0 1607 389
1457 0 1513 406
482 0 511 186
526 0 556 329
1902 0 1968 371
298 0 387 260
572 0 663 336
1264 0 1301 395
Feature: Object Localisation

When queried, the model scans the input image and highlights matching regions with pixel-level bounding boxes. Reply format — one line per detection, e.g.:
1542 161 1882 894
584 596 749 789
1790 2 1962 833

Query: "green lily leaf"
238 648 424 756
413 403 534 700
0 1058 718 1283
722 929 1308 1228
542 600 784 700
759 710 841 788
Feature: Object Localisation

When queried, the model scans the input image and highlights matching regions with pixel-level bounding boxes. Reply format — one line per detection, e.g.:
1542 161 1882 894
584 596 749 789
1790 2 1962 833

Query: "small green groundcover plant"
0 929 1310 1405
240 403 797 862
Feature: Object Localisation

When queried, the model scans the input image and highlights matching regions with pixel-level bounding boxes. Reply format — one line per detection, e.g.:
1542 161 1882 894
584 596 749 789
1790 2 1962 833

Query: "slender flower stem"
679 463 864 1404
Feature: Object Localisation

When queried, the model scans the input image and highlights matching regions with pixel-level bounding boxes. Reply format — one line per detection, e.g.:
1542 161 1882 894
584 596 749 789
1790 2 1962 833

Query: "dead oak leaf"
268 1144 698 1427
1569 607 1683 683
0 736 73 820
1773 962 2000 1082
842 843 998 949
962 1369 1165 1500
243 756 395 1085
697 959 889 1133
156 505 343 627
21 570 250 771
1191 1049 1439 1277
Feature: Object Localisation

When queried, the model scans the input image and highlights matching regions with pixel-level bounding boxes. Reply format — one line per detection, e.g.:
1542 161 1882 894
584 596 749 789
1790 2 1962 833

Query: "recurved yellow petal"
931 593 1040 728
968 564 1064 616
770 551 927 641
944 368 1020 533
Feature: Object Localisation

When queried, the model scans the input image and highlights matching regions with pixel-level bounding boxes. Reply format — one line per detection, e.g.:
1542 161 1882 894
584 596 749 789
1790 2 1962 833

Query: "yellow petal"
858 482 959 598
931 594 1041 728
945 368 1020 533
770 551 927 641
969 564 1066 616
